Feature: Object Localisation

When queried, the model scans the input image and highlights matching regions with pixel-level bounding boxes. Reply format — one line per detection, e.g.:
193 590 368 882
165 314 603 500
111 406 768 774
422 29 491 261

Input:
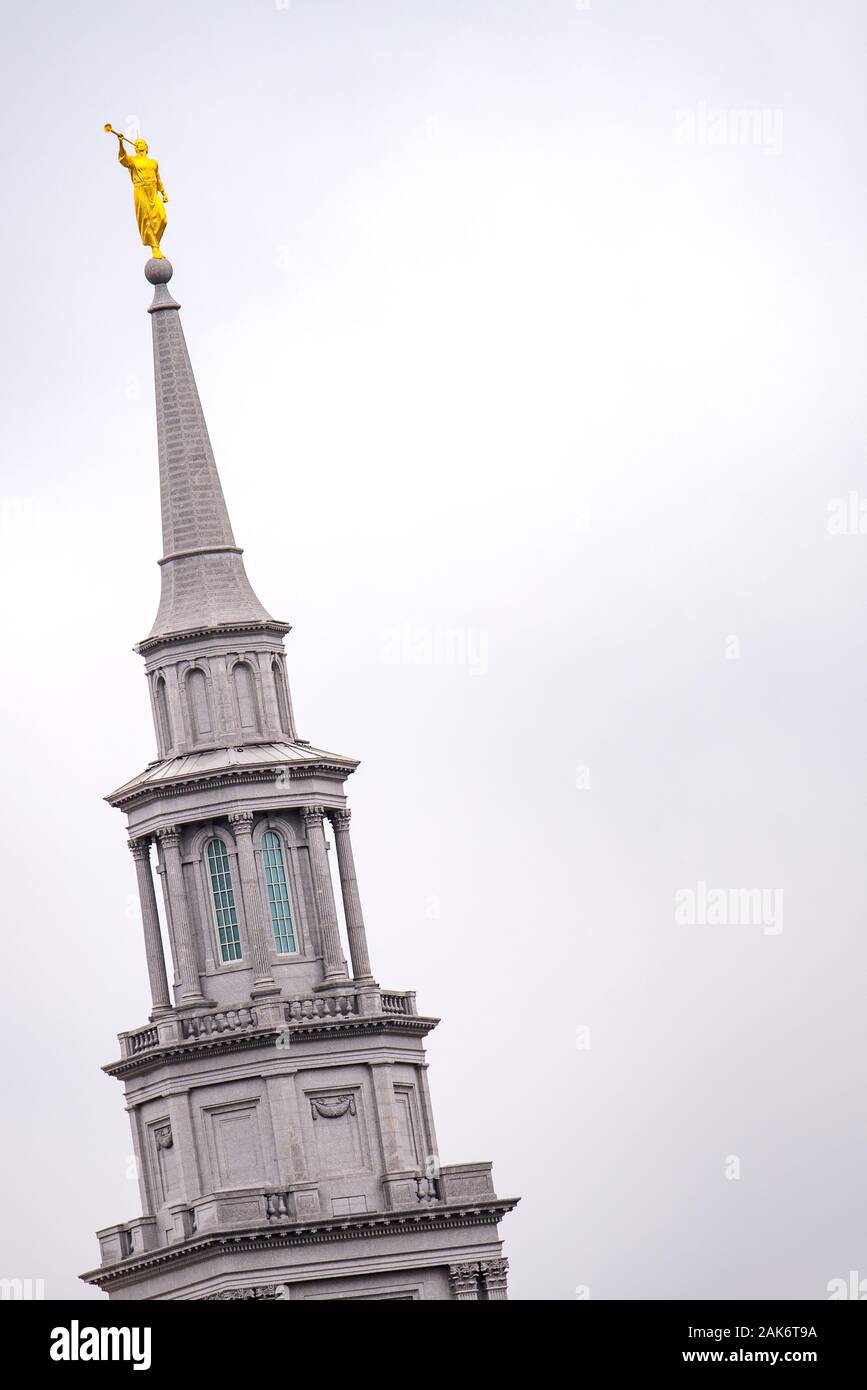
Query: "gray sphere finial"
145 257 174 284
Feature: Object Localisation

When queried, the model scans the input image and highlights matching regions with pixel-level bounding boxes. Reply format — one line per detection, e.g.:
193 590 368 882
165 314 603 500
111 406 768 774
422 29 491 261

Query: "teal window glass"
262 831 297 954
207 839 242 963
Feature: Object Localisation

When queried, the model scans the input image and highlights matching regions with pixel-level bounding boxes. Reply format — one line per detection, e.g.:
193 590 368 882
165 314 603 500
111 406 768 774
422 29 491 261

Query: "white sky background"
0 0 865 1300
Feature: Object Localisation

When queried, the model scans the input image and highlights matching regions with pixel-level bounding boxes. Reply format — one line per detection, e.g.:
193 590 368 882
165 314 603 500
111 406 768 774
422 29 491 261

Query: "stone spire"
142 258 282 644
84 244 517 1302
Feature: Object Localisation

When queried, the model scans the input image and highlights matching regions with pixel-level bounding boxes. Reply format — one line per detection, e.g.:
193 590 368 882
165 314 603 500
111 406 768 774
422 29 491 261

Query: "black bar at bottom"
3 1297 864 1375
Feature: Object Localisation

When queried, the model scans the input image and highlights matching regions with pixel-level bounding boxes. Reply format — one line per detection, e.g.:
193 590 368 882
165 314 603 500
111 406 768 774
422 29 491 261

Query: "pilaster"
166 1092 203 1208
371 1062 404 1175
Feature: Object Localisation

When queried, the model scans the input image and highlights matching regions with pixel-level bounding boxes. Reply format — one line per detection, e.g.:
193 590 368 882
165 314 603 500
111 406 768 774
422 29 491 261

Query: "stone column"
479 1258 509 1300
329 810 375 983
229 812 280 997
157 827 206 1005
128 838 172 1018
302 807 349 986
448 1263 481 1301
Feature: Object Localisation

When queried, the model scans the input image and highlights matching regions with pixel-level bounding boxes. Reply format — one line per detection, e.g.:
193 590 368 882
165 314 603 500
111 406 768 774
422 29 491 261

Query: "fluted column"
302 807 349 985
128 838 172 1018
229 811 280 997
448 1263 481 1301
329 810 375 983
157 827 206 1004
479 1258 509 1300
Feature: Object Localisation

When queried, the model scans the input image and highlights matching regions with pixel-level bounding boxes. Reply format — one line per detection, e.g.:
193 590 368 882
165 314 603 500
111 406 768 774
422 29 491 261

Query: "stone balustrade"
264 1191 291 1221
181 1007 259 1040
96 1215 160 1264
97 1187 309 1261
116 987 421 1059
375 1164 495 1215
96 1163 503 1268
122 1025 159 1057
283 993 358 1022
380 991 417 1016
381 1169 442 1210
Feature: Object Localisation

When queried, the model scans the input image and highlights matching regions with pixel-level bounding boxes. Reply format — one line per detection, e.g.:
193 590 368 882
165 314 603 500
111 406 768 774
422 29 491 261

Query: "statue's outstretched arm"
117 136 130 169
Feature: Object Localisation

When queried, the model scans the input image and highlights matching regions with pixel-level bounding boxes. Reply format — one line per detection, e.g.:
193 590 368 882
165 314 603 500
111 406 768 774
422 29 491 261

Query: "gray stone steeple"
83 255 517 1302
143 258 280 643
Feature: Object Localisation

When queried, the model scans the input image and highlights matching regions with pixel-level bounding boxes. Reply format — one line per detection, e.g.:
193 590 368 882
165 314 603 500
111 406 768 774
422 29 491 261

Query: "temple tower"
82 257 517 1301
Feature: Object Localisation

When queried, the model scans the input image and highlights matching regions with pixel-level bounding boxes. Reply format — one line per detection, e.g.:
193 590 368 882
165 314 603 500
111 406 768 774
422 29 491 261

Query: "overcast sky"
1 0 865 1300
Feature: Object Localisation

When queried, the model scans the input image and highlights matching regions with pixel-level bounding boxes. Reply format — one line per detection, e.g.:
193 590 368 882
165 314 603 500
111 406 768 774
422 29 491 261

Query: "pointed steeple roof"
139 259 285 648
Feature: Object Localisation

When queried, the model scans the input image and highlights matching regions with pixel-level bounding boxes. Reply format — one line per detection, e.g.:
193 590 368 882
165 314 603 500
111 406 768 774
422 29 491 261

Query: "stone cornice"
107 763 357 811
104 1015 440 1079
135 619 292 657
81 1199 520 1291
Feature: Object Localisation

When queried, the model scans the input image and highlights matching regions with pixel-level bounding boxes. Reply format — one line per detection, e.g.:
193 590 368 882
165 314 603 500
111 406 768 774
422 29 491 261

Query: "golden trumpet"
104 123 136 147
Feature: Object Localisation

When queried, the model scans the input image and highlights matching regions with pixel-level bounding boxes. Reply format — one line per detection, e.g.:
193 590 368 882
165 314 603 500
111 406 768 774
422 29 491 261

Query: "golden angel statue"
105 125 168 258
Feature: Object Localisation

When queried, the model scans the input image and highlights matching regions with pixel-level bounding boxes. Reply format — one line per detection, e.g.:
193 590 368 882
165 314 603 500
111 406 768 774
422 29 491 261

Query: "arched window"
206 839 242 962
154 675 172 752
187 669 213 742
262 831 297 954
233 661 260 733
272 659 291 736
